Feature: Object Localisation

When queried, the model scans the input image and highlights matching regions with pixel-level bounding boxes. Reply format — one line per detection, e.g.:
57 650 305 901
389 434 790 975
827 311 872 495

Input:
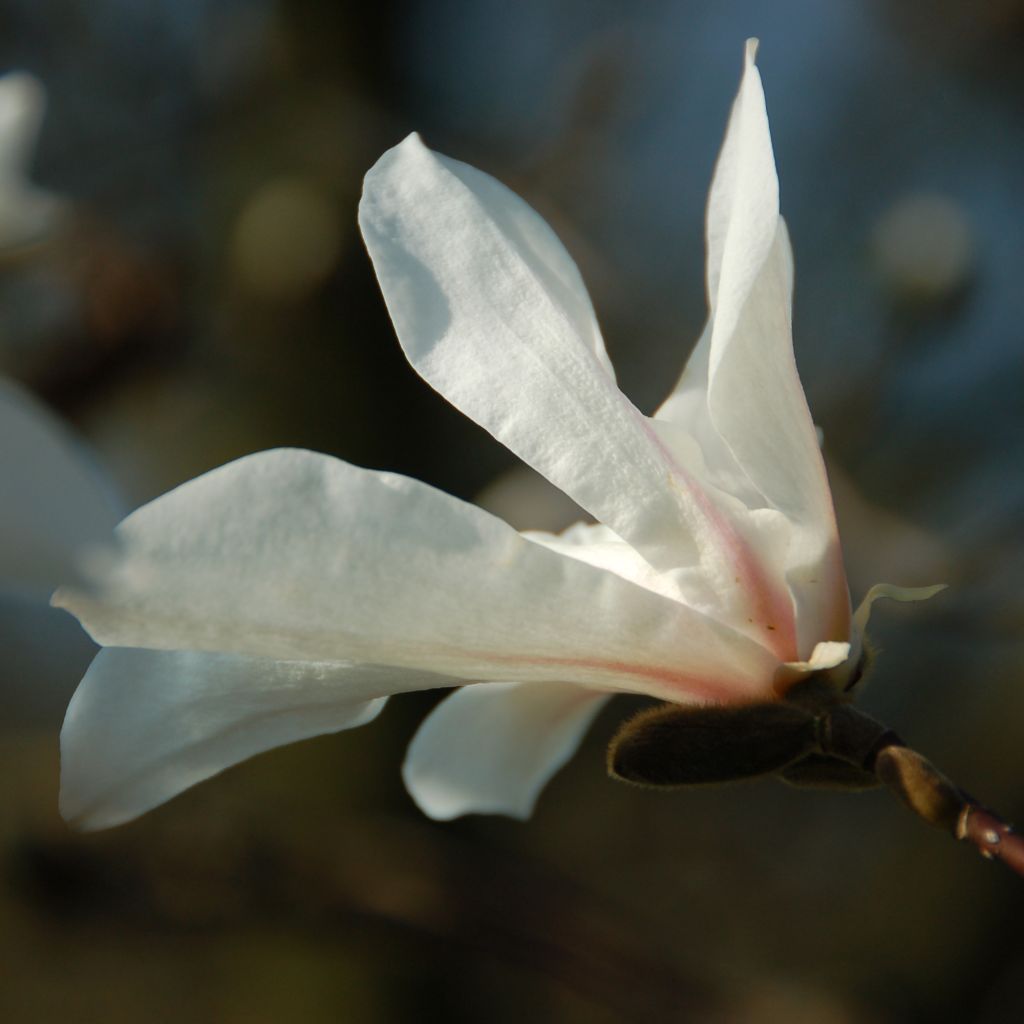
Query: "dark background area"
1 1 1024 1020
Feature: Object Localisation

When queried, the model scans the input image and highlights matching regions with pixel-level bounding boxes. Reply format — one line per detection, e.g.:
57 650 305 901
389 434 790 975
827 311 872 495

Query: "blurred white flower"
54 41 938 831
0 71 65 250
0 379 121 727
1 379 120 598
0 69 114 729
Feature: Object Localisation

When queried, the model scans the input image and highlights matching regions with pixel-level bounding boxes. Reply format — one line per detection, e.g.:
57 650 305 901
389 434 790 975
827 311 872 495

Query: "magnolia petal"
59 647 468 830
360 133 755 578
852 583 947 640
54 449 779 703
523 521 692 604
403 680 610 820
653 326 763 510
524 520 788 646
709 221 848 647
360 130 614 372
359 131 612 370
0 378 121 597
774 638 853 694
784 640 850 675
657 44 848 656
704 51 848 649
705 39 780 330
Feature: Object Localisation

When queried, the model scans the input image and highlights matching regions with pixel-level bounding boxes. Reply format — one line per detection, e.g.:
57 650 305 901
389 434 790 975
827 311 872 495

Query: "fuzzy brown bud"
875 746 966 832
608 701 818 788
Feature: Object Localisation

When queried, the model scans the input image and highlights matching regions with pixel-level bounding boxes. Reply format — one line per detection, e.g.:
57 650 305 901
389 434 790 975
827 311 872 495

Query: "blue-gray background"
2 1 1023 1020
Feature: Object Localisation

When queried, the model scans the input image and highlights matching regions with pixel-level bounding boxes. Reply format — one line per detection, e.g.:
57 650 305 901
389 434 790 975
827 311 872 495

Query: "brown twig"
840 717 1024 879
611 688 1024 880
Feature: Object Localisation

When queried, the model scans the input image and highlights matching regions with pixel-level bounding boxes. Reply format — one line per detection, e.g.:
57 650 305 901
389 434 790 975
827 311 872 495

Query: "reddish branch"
610 688 1024 879
792 695 1024 878
956 804 1024 875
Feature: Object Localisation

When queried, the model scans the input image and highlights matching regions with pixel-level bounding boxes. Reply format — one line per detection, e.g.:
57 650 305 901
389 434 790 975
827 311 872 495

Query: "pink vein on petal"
638 413 797 661
487 651 751 705
549 298 795 660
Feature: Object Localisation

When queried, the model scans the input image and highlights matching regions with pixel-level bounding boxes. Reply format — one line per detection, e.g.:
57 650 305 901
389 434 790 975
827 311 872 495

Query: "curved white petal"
707 222 844 586
654 324 762 509
852 583 947 639
54 449 780 703
526 519 797 659
656 43 849 656
705 40 780 334
59 647 462 830
403 680 609 820
524 521 693 604
784 640 850 675
358 133 786 607
0 378 121 597
705 52 849 651
845 582 946 673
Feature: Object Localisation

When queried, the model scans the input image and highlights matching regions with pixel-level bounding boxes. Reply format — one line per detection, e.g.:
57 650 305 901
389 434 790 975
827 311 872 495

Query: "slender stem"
824 708 1024 878
955 803 1024 875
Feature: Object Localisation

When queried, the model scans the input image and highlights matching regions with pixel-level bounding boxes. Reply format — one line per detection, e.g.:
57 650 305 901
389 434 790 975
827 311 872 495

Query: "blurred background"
2 0 1024 1020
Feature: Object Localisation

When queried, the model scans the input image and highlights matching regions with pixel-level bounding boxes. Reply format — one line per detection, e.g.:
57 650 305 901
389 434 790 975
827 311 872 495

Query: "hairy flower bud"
608 701 819 787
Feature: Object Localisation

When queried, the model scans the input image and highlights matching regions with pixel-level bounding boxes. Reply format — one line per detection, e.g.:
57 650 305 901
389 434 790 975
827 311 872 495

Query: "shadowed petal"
403 680 610 820
656 42 848 655
359 132 787 601
54 449 779 703
522 521 691 603
0 378 121 597
707 220 848 654
851 583 946 654
59 647 462 830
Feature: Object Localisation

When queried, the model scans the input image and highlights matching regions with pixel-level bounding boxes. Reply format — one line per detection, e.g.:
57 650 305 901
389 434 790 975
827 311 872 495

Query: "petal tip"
359 132 438 238
388 131 429 163
401 757 536 822
363 131 428 180
57 783 111 833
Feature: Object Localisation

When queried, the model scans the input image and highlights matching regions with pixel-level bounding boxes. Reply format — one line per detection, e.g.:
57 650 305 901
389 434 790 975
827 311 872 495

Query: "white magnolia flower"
0 72 114 729
54 41 939 831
